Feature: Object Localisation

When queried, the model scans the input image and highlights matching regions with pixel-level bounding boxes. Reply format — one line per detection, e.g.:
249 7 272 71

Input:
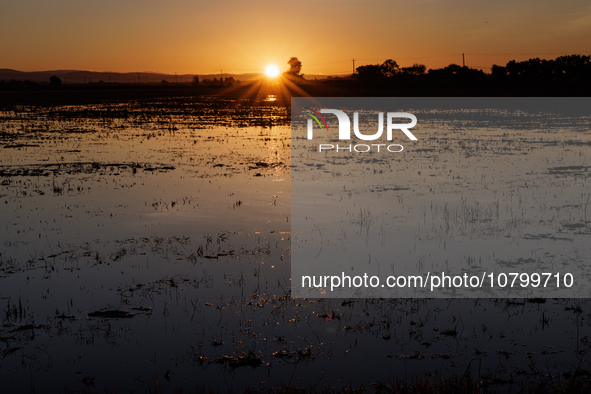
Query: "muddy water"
0 97 590 392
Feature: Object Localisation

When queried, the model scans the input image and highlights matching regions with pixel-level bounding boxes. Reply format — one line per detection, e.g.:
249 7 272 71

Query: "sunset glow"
265 65 280 78
1 0 590 74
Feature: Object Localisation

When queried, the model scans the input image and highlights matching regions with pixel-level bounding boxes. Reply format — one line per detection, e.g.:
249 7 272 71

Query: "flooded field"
291 98 591 298
1 96 591 392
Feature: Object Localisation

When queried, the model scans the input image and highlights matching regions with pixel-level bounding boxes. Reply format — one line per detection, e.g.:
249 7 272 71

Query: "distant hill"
0 69 351 84
0 69 208 84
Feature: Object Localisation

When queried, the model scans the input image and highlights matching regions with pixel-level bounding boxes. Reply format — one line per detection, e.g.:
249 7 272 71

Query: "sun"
265 64 280 78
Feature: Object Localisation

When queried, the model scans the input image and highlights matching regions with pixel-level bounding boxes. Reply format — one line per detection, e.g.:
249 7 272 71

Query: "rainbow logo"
303 107 329 132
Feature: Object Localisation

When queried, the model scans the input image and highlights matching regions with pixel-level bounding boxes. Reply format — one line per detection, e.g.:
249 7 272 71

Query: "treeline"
492 55 591 80
307 54 591 95
354 54 591 83
355 55 591 83
356 60 484 83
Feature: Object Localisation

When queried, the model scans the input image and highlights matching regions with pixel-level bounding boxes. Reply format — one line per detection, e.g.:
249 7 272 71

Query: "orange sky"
1 0 590 75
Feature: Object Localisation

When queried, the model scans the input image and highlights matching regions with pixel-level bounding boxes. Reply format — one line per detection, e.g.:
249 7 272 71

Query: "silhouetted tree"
457 66 485 80
355 59 402 82
401 63 426 76
554 54 591 79
351 53 591 92
505 60 519 78
560 55 588 73
380 59 400 78
445 64 462 74
49 75 62 86
356 64 383 82
521 58 552 79
491 64 507 79
427 64 461 79
192 75 199 86
286 57 302 76
427 64 485 82
502 54 591 80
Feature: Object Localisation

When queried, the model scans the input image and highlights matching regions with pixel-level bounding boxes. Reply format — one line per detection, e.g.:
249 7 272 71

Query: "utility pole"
352 58 356 74
462 53 465 67
220 70 223 86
